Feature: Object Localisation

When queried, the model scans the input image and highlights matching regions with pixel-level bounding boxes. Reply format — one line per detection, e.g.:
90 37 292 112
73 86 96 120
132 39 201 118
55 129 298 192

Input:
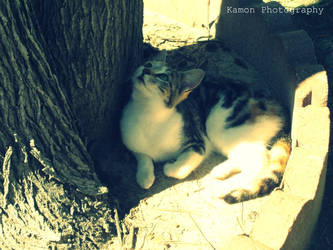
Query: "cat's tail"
223 137 291 204
268 137 291 181
255 137 291 196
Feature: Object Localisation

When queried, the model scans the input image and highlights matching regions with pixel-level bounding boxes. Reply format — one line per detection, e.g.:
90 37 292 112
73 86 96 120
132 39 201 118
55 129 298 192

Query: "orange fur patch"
269 138 291 173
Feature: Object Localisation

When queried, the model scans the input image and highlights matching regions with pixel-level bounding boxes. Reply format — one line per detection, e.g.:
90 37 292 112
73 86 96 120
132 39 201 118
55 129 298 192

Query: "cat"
120 51 290 203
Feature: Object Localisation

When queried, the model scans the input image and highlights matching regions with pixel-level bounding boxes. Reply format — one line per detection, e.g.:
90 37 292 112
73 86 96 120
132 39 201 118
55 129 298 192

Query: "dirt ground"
103 10 282 250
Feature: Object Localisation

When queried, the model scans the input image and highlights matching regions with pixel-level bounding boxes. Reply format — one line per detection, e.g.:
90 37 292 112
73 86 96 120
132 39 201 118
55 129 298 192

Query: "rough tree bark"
0 0 143 248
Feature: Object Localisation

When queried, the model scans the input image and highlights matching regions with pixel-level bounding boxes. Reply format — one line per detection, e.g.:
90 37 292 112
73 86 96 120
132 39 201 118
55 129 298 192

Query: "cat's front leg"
135 153 155 189
163 149 205 179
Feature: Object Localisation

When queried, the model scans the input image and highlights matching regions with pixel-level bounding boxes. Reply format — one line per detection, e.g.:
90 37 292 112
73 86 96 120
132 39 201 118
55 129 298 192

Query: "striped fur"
120 56 290 203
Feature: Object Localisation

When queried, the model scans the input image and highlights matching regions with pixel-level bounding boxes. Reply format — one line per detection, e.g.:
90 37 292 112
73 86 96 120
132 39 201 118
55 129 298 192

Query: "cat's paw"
136 168 155 189
163 162 191 179
204 175 269 203
222 189 252 204
203 174 253 202
210 160 241 180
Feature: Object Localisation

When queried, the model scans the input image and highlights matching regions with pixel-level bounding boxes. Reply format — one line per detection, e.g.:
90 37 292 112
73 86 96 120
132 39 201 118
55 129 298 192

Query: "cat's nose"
142 68 151 75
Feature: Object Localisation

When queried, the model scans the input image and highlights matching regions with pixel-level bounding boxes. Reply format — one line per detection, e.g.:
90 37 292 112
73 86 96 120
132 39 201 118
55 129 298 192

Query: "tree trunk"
0 0 143 248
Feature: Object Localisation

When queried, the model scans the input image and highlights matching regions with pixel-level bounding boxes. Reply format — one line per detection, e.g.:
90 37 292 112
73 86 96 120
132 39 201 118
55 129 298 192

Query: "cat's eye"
156 73 169 81
144 62 152 68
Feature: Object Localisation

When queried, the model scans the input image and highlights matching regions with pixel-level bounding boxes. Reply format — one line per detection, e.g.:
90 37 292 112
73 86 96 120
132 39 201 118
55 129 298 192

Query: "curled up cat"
120 51 291 203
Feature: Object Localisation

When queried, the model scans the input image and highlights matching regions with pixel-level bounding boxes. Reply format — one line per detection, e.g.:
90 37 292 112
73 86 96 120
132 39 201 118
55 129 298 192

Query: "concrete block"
251 191 315 250
291 106 330 152
222 235 272 250
215 1 301 112
275 31 317 67
293 66 328 108
283 147 328 200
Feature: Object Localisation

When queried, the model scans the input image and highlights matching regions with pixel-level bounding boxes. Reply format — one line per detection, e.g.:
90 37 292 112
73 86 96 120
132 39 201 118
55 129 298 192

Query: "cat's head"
132 51 205 108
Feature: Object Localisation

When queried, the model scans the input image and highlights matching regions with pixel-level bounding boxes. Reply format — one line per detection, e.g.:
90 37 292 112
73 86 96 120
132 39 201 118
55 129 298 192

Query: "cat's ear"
182 69 205 92
153 49 167 62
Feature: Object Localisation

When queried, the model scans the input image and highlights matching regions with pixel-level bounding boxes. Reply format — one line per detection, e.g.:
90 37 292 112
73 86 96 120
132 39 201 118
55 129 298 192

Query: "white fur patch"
206 99 283 157
120 90 184 162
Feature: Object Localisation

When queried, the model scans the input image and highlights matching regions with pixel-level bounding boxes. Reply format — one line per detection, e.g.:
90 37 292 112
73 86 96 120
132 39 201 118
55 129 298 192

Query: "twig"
2 146 13 208
139 221 158 249
152 208 202 215
157 38 188 47
114 208 122 249
163 240 213 247
122 222 128 235
236 202 248 235
236 217 246 236
127 226 135 249
188 213 216 250
241 202 244 225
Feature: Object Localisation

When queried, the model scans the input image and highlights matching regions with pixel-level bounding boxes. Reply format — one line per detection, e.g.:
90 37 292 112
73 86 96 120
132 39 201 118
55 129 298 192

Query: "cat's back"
203 80 286 155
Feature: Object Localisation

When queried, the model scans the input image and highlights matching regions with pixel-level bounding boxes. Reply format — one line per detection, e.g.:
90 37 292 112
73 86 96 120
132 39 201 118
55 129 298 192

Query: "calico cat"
120 51 290 203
